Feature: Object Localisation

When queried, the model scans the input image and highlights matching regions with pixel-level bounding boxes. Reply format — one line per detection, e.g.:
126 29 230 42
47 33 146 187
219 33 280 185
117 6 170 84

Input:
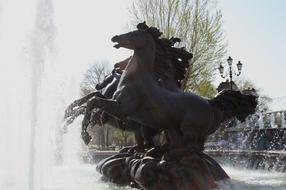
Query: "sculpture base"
96 146 229 190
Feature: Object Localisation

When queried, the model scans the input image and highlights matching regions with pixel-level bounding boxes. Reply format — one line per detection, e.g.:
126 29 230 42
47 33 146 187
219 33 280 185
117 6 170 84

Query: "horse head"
111 22 161 50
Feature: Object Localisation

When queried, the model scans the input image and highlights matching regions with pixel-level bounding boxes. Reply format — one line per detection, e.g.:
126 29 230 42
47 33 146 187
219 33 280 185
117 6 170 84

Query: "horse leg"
90 110 103 126
81 123 92 145
134 130 145 149
161 129 191 162
82 102 95 130
180 121 202 151
81 99 101 145
113 119 143 153
64 106 85 127
82 93 108 129
95 73 115 90
90 96 130 120
165 129 185 148
141 126 156 149
65 92 97 118
125 130 146 153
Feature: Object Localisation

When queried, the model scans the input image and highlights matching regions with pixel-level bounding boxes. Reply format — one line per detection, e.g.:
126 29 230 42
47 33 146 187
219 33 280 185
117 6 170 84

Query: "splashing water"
258 113 264 129
216 166 286 190
0 0 84 189
270 113 276 128
281 112 286 128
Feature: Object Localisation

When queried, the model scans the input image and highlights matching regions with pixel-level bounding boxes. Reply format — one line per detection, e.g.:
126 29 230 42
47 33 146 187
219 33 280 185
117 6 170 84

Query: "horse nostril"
111 35 119 42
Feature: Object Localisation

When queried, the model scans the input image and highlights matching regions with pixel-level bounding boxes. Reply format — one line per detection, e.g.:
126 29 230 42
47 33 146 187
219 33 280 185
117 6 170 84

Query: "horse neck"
160 63 181 91
96 73 114 90
102 75 120 98
126 42 156 74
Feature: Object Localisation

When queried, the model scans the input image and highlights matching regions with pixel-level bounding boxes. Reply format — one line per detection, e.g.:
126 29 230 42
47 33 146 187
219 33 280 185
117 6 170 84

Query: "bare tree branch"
80 61 110 95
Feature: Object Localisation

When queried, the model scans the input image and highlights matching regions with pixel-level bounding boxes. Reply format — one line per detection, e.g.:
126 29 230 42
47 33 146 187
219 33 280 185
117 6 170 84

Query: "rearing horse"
83 23 257 150
64 37 190 148
65 58 161 148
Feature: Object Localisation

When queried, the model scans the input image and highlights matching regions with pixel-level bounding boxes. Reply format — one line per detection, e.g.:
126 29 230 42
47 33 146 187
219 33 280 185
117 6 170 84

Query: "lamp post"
218 56 243 90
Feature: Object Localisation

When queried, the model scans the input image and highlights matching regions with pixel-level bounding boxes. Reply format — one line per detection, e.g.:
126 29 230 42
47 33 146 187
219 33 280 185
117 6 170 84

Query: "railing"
204 149 286 172
237 110 286 129
205 149 286 157
83 150 118 163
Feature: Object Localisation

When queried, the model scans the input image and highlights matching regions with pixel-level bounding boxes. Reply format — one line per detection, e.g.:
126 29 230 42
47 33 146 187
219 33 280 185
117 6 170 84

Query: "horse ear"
137 21 148 30
149 27 162 38
170 37 181 45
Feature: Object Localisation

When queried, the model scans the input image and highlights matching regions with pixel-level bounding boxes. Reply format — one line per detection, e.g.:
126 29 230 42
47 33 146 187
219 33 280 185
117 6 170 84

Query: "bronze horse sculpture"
66 22 258 189
94 22 257 189
64 36 192 150
84 22 257 151
64 59 161 149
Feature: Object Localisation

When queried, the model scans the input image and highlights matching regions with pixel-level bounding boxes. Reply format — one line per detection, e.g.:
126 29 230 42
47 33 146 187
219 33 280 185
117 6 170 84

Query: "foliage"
196 80 217 98
129 0 226 94
112 127 135 146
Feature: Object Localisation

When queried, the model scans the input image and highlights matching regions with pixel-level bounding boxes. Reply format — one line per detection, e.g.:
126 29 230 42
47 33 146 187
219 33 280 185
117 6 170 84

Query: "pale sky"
2 0 284 100
53 0 286 99
217 0 286 99
54 0 132 75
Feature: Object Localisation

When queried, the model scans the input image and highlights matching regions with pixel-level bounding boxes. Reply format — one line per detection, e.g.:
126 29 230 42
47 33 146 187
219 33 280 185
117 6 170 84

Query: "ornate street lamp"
218 56 243 90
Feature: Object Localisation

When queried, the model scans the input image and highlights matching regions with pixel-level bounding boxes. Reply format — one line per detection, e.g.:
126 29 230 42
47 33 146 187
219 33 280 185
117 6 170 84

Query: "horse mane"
209 90 258 122
137 22 193 86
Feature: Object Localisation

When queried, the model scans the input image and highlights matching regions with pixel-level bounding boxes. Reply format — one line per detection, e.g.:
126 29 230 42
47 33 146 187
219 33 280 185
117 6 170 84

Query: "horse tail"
209 90 258 122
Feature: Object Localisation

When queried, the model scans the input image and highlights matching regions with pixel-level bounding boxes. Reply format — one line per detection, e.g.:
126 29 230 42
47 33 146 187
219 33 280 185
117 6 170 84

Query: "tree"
112 128 135 146
130 0 226 94
80 61 110 95
197 80 217 98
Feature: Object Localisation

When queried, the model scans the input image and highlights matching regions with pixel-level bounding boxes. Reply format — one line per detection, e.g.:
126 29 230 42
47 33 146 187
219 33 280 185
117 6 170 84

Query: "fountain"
0 0 286 190
64 22 261 189
206 109 286 175
270 113 276 128
258 113 264 129
0 0 85 189
281 112 286 128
